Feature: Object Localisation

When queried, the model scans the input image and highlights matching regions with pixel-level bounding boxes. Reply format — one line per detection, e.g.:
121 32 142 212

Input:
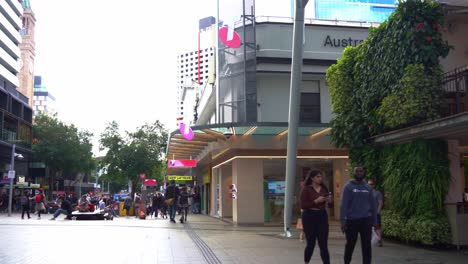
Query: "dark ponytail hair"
304 168 329 193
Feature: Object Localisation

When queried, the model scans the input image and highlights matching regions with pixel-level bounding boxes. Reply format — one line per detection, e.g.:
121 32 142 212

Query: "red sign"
219 26 241 48
144 179 157 186
168 159 197 167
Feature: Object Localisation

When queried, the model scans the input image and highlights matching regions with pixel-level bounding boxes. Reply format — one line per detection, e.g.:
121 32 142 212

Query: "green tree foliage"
326 0 453 245
33 113 96 193
99 121 168 194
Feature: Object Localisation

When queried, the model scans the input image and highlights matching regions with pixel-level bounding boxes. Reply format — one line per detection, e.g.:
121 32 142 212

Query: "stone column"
210 168 218 217
220 165 233 218
446 140 463 203
232 159 264 225
333 159 350 221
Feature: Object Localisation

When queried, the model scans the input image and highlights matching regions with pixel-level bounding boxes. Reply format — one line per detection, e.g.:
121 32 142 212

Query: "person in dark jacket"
50 196 72 220
340 167 379 264
300 169 332 264
20 190 32 219
165 180 179 223
178 186 190 223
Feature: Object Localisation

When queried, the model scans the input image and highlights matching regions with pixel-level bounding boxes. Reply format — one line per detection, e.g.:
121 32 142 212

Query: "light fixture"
277 129 288 137
243 126 257 136
309 127 332 139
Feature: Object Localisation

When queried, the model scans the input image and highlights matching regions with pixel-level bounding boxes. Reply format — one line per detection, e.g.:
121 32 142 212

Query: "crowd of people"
118 182 202 224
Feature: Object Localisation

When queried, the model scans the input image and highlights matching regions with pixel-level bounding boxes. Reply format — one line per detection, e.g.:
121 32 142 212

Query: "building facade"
166 0 379 225
255 0 396 23
314 0 396 22
176 17 216 129
0 0 33 192
32 76 56 114
166 1 467 247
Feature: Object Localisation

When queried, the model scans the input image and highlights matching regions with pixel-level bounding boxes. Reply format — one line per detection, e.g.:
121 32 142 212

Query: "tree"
99 120 168 195
33 113 96 197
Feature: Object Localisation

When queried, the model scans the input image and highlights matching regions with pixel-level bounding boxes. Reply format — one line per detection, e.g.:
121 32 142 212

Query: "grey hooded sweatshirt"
340 179 377 225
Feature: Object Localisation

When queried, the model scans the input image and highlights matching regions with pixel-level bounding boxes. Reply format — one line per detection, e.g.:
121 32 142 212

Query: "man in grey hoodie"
340 167 379 264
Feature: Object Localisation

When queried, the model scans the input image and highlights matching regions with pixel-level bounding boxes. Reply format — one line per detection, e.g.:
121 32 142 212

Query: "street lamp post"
8 144 23 217
284 0 309 237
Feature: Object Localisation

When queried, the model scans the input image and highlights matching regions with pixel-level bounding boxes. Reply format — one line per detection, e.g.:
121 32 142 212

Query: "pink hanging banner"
179 123 194 141
168 159 197 167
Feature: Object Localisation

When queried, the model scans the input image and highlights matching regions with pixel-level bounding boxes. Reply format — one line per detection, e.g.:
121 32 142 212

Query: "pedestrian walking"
123 195 132 217
165 180 179 223
0 191 8 213
34 189 46 219
300 169 331 264
368 179 383 247
20 190 32 219
191 185 201 214
151 193 160 218
178 186 190 223
134 192 141 218
340 167 379 264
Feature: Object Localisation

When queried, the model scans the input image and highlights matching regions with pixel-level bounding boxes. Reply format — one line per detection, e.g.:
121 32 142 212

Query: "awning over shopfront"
166 122 333 175
371 111 468 151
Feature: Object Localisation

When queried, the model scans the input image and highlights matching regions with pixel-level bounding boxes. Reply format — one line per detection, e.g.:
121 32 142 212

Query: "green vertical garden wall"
326 0 452 245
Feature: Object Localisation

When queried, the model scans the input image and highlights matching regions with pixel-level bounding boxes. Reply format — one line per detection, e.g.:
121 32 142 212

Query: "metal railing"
441 65 468 117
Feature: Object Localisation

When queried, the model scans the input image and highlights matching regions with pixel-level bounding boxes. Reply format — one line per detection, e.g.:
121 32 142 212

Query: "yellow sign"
167 175 192 181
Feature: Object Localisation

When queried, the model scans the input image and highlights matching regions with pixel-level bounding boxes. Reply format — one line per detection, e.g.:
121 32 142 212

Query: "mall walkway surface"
0 212 467 264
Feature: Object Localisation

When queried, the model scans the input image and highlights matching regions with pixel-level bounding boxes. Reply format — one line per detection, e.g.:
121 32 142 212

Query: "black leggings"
179 206 188 221
302 210 330 264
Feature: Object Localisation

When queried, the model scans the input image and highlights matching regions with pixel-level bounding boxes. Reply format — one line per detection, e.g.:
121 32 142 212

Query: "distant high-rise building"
175 17 216 128
0 0 33 181
18 0 36 107
33 76 56 114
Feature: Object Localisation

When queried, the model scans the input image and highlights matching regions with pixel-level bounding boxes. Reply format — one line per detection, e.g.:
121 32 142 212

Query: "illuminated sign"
167 176 193 181
168 159 197 167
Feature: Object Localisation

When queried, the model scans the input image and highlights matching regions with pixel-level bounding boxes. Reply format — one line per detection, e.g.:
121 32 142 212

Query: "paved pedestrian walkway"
0 212 466 263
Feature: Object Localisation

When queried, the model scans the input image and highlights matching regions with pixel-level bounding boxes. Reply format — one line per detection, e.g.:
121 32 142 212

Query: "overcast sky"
32 0 218 154
32 0 298 155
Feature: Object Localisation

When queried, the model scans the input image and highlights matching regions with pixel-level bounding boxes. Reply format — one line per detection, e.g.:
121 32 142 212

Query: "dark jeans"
302 210 330 264
21 205 30 219
53 208 70 219
168 204 177 220
192 202 201 214
344 217 372 264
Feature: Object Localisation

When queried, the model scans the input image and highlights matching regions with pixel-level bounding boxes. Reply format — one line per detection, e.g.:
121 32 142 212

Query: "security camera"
224 131 233 139
14 154 24 160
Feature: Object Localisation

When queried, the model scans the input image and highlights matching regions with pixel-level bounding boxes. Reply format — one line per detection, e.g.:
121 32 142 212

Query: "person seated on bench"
50 196 72 220
76 195 90 212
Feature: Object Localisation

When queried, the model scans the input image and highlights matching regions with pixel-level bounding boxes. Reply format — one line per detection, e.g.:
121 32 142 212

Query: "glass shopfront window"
263 159 335 224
